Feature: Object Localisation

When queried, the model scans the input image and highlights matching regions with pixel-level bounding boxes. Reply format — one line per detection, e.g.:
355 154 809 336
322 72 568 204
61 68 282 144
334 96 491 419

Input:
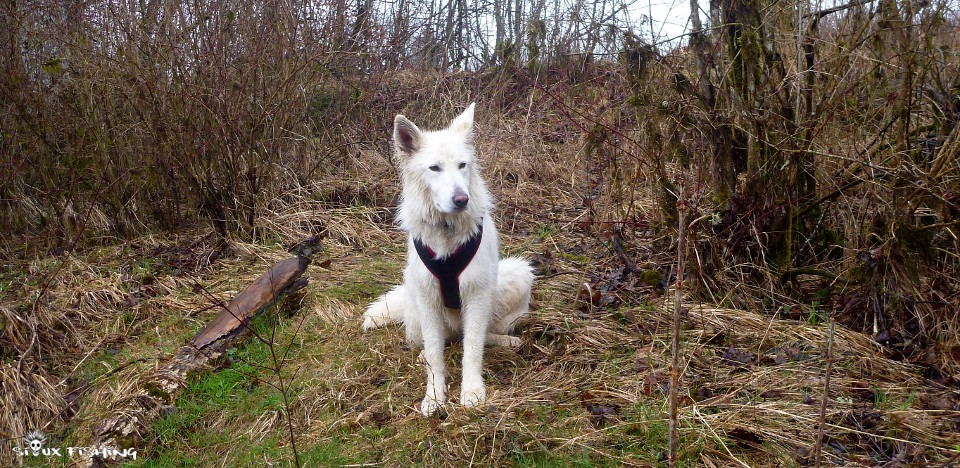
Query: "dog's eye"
429 165 440 172
458 162 467 169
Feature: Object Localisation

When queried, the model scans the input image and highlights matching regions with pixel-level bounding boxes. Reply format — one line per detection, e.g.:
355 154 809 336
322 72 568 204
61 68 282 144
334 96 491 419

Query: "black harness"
413 223 483 309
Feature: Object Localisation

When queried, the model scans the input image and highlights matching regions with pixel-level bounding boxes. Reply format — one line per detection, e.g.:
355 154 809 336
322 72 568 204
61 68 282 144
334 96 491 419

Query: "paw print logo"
24 430 46 455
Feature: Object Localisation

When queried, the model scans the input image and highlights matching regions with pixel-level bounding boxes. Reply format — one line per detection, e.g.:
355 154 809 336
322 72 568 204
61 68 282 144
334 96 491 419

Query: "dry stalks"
2 1 960 461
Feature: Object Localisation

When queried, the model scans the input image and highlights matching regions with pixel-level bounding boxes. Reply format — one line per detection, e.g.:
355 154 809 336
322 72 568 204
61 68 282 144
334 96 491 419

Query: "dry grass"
2 84 959 467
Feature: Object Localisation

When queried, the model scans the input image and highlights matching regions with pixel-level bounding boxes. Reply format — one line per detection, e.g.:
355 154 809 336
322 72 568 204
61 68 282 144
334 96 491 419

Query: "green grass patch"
511 449 596 467
617 402 705 467
129 309 311 466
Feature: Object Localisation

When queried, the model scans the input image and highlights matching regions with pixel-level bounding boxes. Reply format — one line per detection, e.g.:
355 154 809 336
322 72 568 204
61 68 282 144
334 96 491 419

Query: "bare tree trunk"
689 0 735 204
350 0 372 70
709 0 720 31
896 0 914 152
689 0 702 39
494 0 504 55
795 0 806 129
688 0 713 109
530 0 546 26
513 0 523 62
443 0 455 69
798 0 818 202
570 0 582 53
425 0 438 68
332 0 347 50
401 0 413 68
583 0 606 58
457 0 466 69
505 0 513 48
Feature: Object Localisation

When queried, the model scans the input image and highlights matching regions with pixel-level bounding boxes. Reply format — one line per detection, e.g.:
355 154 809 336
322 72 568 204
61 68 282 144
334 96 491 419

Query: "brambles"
2 0 959 465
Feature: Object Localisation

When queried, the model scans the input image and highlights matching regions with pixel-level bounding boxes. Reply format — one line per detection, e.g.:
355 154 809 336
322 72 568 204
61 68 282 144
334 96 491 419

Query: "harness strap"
414 222 483 309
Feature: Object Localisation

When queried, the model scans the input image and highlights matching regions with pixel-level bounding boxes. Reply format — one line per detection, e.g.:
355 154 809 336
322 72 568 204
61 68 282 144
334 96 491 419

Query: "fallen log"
84 255 311 465
191 256 309 350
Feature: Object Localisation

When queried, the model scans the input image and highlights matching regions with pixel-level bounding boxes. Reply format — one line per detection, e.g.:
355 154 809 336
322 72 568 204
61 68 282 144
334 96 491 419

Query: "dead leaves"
721 347 757 370
642 372 666 397
574 261 672 316
580 389 620 428
925 395 958 411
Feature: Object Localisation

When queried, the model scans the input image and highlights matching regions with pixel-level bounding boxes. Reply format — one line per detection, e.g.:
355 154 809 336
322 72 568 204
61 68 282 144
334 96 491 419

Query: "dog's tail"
362 285 407 331
492 257 535 334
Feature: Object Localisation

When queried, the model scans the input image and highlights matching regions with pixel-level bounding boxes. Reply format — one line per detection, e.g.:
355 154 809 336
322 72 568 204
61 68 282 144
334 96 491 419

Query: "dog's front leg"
417 296 448 416
460 291 492 407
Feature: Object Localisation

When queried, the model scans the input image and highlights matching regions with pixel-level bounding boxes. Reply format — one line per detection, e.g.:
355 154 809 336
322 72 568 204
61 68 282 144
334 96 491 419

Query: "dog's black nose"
453 194 469 209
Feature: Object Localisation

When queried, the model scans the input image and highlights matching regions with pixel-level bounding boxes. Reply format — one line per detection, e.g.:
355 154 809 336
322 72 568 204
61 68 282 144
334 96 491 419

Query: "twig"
269 318 302 468
193 275 304 467
805 0 875 21
724 403 957 451
22 172 126 376
795 115 900 220
56 335 110 387
692 405 751 468
778 267 841 284
669 182 689 468
813 317 835 467
612 228 641 274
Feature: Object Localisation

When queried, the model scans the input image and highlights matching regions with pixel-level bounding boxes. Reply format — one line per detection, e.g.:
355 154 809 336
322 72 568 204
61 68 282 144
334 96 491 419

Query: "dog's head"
394 103 477 214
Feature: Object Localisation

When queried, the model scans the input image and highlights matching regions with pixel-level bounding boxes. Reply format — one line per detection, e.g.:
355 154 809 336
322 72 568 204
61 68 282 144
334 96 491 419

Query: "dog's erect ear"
449 102 475 136
394 115 422 156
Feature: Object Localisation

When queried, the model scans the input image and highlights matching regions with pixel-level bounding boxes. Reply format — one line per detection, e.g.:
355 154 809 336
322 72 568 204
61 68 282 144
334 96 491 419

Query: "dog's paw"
361 311 388 332
460 385 486 408
361 313 377 331
420 395 446 417
486 333 523 348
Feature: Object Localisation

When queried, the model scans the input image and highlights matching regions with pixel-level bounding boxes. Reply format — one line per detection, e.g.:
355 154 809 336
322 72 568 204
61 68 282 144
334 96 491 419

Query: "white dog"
362 103 534 416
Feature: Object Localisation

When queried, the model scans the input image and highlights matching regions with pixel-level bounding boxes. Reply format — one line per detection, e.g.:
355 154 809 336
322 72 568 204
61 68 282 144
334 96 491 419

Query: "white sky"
637 0 693 46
